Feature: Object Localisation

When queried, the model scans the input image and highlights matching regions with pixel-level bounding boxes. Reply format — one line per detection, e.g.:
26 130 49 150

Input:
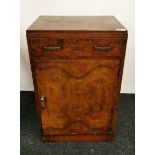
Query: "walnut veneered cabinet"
26 16 128 141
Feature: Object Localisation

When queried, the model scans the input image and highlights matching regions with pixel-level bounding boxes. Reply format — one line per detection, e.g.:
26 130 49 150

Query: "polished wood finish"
29 38 125 57
35 59 119 135
27 16 126 31
26 16 128 141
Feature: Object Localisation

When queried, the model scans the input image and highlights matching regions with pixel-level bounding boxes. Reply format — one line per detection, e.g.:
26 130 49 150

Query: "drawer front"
34 59 120 136
29 38 124 57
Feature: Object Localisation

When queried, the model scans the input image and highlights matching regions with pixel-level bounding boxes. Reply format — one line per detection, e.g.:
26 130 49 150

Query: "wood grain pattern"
27 16 126 32
35 59 119 135
28 38 124 57
26 16 128 141
27 31 127 39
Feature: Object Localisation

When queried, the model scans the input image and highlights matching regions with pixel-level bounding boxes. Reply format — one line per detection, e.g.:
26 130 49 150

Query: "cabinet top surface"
27 16 127 32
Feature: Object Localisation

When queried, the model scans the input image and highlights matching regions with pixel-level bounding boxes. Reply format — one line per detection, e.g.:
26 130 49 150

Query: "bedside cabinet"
26 16 128 141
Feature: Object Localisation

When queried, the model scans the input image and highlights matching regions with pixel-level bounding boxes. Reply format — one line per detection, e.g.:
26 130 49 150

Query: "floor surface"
20 91 135 155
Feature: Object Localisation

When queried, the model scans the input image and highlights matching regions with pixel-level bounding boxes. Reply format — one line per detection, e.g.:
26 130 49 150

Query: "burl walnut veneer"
26 16 128 141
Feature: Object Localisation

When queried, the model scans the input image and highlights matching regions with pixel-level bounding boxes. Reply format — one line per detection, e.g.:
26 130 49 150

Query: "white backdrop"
20 0 134 93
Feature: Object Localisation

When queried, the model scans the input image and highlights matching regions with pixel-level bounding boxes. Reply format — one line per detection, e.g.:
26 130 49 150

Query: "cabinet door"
34 59 120 135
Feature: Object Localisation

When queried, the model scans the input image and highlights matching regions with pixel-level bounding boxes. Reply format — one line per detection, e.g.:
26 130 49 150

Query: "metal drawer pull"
43 46 61 51
40 96 47 108
94 46 112 51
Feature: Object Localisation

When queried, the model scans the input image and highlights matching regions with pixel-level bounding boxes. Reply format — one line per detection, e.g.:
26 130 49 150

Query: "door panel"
35 59 120 135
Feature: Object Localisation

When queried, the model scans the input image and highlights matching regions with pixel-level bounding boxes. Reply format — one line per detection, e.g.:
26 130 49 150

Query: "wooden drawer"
28 38 124 57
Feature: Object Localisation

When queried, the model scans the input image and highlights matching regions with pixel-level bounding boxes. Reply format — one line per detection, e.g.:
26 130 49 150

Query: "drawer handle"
40 96 47 109
43 46 61 51
94 46 112 51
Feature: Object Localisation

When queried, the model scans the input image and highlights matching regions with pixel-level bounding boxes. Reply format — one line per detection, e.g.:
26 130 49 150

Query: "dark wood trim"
42 133 114 142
